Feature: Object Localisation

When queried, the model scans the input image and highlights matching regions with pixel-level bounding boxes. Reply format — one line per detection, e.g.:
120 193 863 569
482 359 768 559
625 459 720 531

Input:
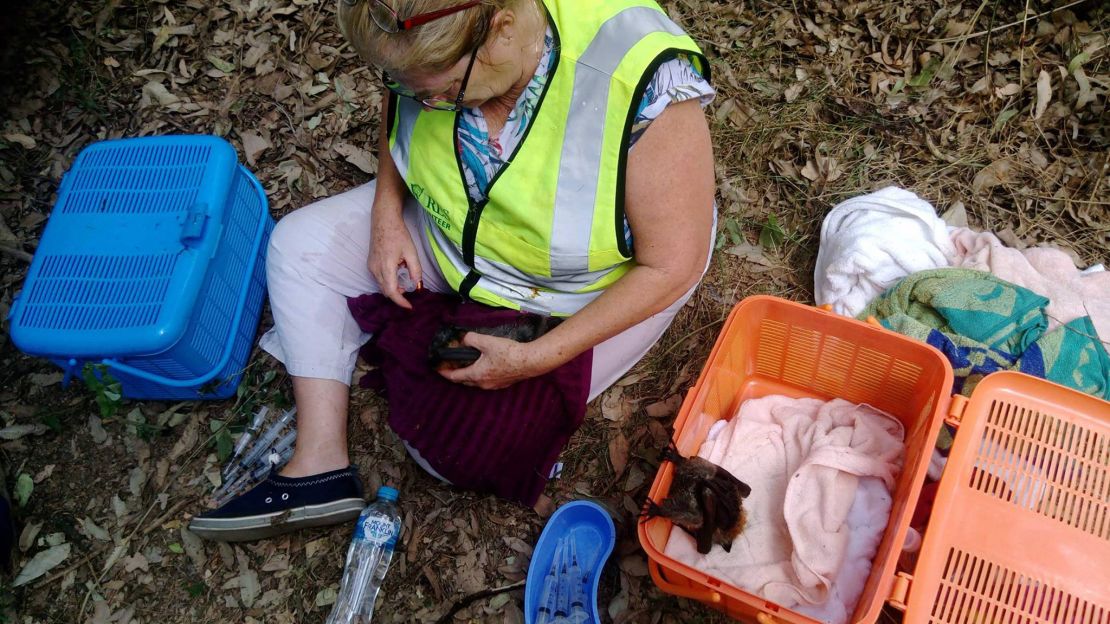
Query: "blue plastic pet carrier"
8 135 274 400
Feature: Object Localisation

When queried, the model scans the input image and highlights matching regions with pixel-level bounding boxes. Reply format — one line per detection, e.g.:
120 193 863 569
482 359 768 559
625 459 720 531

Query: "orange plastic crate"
639 296 1110 623
895 371 1110 623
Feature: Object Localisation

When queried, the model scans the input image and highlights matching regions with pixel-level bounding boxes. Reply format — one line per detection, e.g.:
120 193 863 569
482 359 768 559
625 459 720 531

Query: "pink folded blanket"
664 396 904 611
950 227 1110 344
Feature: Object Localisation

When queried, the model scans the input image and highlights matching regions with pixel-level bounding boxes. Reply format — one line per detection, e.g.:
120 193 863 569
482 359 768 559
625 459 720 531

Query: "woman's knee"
268 182 377 260
268 206 312 259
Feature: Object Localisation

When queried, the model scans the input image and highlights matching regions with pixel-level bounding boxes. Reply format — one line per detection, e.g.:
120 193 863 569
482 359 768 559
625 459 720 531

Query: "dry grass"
0 0 1106 622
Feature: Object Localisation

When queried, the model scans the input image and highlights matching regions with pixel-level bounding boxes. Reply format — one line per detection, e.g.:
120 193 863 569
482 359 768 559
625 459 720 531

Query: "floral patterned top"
456 25 715 248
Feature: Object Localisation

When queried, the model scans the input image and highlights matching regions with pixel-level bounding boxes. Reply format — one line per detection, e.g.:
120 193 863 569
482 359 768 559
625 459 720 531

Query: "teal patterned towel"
861 269 1110 399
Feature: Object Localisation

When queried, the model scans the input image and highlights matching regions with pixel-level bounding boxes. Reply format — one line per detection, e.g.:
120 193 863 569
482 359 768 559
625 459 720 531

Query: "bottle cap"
377 486 399 502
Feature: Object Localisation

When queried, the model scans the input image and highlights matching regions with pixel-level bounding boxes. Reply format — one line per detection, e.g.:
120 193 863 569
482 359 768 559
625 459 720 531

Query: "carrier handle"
647 560 722 603
180 202 209 246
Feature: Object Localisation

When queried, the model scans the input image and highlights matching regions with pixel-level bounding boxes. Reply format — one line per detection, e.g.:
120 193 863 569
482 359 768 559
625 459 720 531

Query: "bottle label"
354 515 397 549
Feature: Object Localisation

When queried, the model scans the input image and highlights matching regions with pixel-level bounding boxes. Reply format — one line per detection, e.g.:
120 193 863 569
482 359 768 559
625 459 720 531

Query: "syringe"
222 405 269 481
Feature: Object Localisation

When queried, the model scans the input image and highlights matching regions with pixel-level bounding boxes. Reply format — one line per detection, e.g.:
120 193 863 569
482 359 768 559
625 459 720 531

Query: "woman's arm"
368 95 425 309
441 98 715 389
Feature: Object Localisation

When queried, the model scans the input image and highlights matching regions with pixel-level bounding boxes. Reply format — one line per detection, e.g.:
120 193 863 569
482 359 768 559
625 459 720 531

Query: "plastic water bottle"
326 487 402 624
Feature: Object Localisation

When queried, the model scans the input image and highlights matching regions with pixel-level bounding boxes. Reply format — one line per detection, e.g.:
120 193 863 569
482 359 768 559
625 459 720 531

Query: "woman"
190 0 715 542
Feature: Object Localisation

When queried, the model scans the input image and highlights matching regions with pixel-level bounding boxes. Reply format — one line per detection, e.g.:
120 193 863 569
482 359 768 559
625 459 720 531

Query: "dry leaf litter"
0 0 1106 622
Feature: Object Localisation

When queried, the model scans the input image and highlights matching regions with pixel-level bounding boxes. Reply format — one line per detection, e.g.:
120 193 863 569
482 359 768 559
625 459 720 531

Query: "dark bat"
428 316 562 371
642 444 751 554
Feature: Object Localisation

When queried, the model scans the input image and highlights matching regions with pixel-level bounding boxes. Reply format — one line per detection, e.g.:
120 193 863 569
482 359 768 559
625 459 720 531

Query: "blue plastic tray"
525 500 616 624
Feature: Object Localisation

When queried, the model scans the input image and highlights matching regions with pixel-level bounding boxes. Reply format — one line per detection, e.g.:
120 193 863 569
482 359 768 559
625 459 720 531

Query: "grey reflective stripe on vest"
423 213 606 315
390 97 422 179
548 7 686 276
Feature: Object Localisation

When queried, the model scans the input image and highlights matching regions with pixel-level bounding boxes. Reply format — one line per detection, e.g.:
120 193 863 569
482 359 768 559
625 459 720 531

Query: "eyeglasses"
368 0 484 33
383 45 478 112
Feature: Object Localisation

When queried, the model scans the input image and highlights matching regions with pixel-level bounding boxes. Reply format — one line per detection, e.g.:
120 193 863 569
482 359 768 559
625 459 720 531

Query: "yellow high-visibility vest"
389 0 708 315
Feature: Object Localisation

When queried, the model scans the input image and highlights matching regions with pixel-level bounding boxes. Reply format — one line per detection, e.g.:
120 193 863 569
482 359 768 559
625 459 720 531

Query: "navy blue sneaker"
189 466 365 542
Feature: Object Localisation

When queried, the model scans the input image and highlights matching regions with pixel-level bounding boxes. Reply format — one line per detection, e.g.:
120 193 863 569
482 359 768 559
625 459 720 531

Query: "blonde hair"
338 0 515 75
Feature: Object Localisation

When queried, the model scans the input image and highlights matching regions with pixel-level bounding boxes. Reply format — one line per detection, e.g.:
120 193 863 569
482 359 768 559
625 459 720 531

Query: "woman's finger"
402 246 423 289
439 364 473 384
460 331 497 349
378 258 413 310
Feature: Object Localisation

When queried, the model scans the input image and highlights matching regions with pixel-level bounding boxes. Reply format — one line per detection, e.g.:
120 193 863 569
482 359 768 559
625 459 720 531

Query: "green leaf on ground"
82 363 123 420
759 214 786 250
207 55 235 73
993 108 1019 132
908 58 941 88
215 427 233 462
724 216 743 246
14 474 33 507
1068 51 1090 74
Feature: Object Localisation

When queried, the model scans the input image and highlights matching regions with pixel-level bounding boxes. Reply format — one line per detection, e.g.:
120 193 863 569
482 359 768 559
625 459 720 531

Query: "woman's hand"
367 206 422 310
439 332 555 390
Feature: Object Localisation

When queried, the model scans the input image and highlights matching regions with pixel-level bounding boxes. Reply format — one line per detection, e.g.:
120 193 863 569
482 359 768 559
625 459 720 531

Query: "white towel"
792 477 891 624
814 187 956 317
664 396 904 613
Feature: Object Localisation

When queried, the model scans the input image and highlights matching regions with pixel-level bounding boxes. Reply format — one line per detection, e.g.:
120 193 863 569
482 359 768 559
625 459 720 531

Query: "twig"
0 243 33 263
1027 195 1108 206
925 134 960 164
653 316 727 361
141 496 196 535
930 0 1092 43
1047 313 1110 348
32 544 113 589
1019 0 1032 86
432 581 526 624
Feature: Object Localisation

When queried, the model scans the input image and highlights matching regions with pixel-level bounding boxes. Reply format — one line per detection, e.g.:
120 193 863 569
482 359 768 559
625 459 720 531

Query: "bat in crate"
641 444 752 554
428 316 562 371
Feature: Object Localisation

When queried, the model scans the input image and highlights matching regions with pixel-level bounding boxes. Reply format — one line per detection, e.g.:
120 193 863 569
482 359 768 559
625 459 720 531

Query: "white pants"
259 181 704 403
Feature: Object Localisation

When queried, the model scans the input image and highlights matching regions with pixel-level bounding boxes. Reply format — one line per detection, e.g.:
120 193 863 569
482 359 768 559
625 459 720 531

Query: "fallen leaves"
333 141 377 174
608 431 630 476
800 154 843 186
88 414 109 444
314 586 338 608
1034 69 1052 120
238 130 271 167
237 552 261 608
0 1 1106 623
2 133 36 149
140 81 180 108
455 549 487 594
601 386 625 422
206 55 236 74
179 526 208 572
0 423 48 440
972 158 1017 194
19 521 43 552
15 543 70 587
644 395 682 419
79 518 112 542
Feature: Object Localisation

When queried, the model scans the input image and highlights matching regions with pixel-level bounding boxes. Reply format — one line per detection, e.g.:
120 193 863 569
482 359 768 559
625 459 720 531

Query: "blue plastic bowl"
524 500 616 624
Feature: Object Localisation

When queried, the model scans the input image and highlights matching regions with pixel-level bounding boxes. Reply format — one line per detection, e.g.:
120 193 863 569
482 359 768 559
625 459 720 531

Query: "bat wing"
701 471 744 531
709 463 751 499
693 484 718 554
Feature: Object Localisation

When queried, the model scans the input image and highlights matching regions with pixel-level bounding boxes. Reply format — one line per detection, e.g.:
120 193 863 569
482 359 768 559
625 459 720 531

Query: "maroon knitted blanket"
347 291 592 506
